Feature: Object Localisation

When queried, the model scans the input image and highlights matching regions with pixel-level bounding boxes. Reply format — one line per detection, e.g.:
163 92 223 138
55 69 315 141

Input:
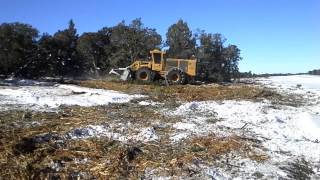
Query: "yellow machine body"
110 49 197 84
129 49 197 78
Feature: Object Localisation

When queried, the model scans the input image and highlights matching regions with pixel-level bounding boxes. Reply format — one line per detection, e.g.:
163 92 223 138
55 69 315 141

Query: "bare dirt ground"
0 77 319 179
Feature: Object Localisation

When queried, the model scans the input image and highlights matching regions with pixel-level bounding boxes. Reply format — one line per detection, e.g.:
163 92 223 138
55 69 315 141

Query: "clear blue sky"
1 0 319 74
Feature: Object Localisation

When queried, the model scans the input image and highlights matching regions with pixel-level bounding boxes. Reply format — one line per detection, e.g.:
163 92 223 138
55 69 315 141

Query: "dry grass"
78 80 289 104
0 103 268 179
0 79 281 178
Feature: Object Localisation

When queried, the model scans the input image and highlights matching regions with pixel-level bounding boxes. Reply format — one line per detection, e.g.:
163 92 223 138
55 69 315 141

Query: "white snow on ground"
66 125 159 143
166 75 320 178
66 125 125 141
169 100 320 160
256 75 320 104
256 75 320 94
0 84 144 111
133 127 159 142
138 100 163 106
1 76 319 178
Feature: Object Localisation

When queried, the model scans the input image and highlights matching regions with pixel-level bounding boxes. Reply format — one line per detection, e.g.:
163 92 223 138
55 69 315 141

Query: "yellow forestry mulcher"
109 49 197 84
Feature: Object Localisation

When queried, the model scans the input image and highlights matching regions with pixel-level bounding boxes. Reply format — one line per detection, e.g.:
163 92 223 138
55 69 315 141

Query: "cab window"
153 53 162 64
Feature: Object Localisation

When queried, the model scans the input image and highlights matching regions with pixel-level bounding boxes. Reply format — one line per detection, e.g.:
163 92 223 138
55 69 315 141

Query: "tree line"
0 19 241 82
308 69 320 75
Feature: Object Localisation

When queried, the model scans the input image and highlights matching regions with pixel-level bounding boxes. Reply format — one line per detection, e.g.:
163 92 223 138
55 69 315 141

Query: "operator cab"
150 49 166 71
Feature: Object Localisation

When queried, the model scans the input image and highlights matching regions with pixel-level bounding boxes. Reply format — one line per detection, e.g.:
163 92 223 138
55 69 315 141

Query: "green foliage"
77 18 161 77
308 69 320 75
108 19 161 68
0 18 241 82
16 20 81 78
223 44 241 80
166 19 196 58
196 32 241 82
77 32 108 76
239 71 254 78
52 19 81 76
19 33 54 77
0 22 38 76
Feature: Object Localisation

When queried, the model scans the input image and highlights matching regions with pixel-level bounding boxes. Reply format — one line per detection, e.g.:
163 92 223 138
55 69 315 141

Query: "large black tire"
135 68 154 83
166 68 187 85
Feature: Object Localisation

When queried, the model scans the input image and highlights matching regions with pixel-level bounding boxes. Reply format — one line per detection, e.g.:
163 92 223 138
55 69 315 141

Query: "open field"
0 75 319 179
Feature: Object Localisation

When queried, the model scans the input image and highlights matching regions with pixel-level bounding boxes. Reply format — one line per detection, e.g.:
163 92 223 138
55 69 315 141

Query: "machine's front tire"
166 68 187 85
135 68 154 83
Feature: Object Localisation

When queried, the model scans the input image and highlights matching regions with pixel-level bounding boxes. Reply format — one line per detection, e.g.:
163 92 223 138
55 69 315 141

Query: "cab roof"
150 49 166 54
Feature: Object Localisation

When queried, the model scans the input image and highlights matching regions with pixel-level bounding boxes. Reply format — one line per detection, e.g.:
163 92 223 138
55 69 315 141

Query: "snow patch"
138 100 163 106
170 132 190 142
256 75 320 102
132 127 159 142
168 100 320 161
0 84 144 111
173 122 196 130
66 125 125 141
66 125 159 143
167 99 320 178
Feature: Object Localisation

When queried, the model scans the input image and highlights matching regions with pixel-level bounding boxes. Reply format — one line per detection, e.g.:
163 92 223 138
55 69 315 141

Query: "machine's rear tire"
166 68 187 85
135 68 154 83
